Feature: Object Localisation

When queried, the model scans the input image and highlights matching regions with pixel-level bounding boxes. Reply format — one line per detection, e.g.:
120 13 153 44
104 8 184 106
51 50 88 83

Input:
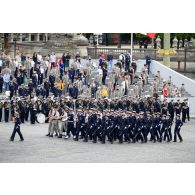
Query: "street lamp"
90 33 103 46
156 35 161 48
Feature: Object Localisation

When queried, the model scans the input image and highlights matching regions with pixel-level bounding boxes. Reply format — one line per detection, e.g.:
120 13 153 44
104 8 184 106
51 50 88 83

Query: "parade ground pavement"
0 120 195 163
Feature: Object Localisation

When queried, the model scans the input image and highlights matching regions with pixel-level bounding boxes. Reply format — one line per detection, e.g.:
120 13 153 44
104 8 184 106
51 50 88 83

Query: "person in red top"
99 52 105 67
163 86 168 97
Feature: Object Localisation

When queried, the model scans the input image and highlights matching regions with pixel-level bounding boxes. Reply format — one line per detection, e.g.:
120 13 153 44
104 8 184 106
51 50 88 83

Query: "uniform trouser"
20 112 25 123
134 129 144 142
0 108 2 122
182 111 186 122
160 127 166 141
10 127 24 141
75 123 81 139
168 128 172 140
25 109 29 121
101 130 106 143
61 121 67 135
92 127 102 142
128 127 134 141
164 129 170 142
48 121 52 134
155 126 160 140
67 122 75 137
0 84 3 93
170 111 174 121
150 127 156 142
106 128 114 142
50 120 60 135
30 111 36 124
144 128 150 142
186 108 190 121
174 127 182 142
123 127 130 142
80 124 86 138
4 109 9 122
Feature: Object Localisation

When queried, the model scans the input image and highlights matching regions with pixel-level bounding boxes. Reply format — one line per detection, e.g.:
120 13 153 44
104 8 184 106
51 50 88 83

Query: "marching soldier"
9 112 24 142
173 114 183 142
4 99 10 122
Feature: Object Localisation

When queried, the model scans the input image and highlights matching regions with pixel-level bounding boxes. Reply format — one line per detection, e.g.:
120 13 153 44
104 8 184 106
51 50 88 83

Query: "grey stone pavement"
0 120 195 163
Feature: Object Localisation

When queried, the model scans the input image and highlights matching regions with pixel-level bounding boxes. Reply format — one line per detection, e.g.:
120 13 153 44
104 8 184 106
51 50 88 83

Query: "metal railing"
87 47 195 62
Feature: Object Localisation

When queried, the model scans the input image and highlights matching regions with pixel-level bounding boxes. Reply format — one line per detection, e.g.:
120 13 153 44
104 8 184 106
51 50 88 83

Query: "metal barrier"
87 47 195 62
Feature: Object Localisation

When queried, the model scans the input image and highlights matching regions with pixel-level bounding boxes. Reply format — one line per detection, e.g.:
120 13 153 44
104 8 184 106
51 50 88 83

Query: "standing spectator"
107 51 113 71
33 52 38 64
146 55 151 74
143 40 148 49
129 66 134 85
50 52 56 70
0 57 3 73
125 52 131 71
131 59 137 73
2 65 11 91
0 73 3 93
102 66 107 85
99 52 105 67
180 83 186 97
75 52 81 63
64 52 71 71
119 53 125 69
37 52 42 65
39 65 44 85
21 53 26 64
68 66 75 84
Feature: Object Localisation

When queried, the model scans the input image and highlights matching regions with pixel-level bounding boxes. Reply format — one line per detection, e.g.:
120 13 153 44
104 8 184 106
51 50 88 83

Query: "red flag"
147 33 156 39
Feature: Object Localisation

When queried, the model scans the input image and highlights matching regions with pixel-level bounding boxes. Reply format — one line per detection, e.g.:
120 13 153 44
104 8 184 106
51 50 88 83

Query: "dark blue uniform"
10 116 24 141
174 118 183 142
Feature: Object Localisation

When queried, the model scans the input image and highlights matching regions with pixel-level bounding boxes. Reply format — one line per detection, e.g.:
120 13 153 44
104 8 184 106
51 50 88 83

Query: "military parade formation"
0 51 190 143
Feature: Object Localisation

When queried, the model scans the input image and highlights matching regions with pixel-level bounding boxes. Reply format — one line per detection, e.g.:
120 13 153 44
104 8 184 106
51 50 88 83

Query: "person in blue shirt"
146 55 151 74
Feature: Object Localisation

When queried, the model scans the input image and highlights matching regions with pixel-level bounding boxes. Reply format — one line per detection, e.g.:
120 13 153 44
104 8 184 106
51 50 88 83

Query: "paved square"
0 120 195 163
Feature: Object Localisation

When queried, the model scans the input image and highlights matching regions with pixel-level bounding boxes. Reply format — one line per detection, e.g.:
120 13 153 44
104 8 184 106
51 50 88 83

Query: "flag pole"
130 33 133 64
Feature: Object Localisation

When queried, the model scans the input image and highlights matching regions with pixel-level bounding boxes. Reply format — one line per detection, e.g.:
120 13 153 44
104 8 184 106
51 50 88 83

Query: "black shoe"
83 139 88 142
58 135 62 138
49 135 53 137
9 139 13 142
180 140 183 142
20 139 24 141
92 140 97 143
46 134 50 136
74 138 78 141
173 140 177 142
54 133 58 137
101 141 105 144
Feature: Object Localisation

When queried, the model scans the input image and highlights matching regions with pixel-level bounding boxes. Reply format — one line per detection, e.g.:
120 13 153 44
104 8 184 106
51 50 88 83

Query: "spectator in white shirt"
39 65 45 84
50 52 56 70
0 58 3 73
37 52 42 64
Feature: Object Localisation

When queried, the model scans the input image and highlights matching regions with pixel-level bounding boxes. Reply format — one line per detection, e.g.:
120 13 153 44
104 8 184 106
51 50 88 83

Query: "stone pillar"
10 33 13 42
45 33 48 41
36 33 40 42
163 33 170 68
28 33 31 42
19 33 23 42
